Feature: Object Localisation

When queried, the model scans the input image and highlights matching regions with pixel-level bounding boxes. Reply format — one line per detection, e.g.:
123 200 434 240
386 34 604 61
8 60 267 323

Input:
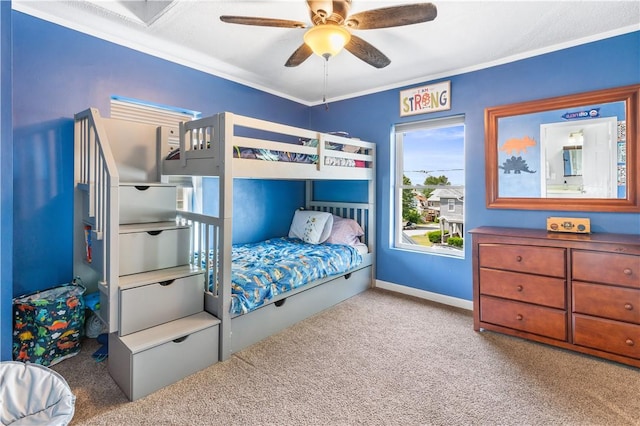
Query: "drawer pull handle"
344 273 352 280
134 185 150 191
516 256 523 262
624 303 633 311
274 298 287 307
516 314 523 321
625 338 634 347
623 268 633 276
516 285 523 292
173 335 189 344
159 280 175 287
147 230 163 236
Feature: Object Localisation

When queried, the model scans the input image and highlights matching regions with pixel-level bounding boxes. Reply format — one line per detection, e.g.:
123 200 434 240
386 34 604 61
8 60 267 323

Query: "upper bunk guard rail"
163 112 375 180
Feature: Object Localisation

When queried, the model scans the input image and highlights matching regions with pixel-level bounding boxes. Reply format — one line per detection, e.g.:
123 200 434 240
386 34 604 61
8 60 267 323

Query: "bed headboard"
307 201 373 250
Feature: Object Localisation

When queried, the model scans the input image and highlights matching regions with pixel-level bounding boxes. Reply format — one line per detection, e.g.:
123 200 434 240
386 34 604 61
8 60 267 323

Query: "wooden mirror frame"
485 84 640 212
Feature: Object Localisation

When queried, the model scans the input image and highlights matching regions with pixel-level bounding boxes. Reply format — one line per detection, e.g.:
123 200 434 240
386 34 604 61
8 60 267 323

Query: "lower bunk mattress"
207 237 364 315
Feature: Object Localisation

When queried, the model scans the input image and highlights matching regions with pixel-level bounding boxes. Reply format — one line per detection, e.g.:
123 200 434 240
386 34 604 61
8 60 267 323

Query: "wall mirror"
485 84 639 212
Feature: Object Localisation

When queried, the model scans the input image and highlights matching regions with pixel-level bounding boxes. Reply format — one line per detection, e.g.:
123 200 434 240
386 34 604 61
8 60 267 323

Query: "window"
394 115 465 257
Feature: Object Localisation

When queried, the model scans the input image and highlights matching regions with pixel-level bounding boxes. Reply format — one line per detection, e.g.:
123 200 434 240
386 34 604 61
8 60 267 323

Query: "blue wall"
309 31 640 301
1 1 14 361
202 178 305 243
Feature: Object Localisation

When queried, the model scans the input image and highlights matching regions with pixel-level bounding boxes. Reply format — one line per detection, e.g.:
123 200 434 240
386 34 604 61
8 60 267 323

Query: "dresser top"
469 226 640 247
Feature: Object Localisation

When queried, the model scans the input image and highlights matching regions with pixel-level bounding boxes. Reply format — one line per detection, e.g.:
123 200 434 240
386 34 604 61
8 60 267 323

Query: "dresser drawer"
108 312 220 401
479 268 565 309
480 295 567 340
573 314 640 360
119 184 177 225
119 271 204 336
572 251 639 289
573 281 640 324
479 244 565 278
119 222 190 276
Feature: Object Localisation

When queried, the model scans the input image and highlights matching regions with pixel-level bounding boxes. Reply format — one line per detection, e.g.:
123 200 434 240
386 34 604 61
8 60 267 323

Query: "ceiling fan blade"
285 43 313 67
344 35 390 69
220 16 306 28
346 3 437 30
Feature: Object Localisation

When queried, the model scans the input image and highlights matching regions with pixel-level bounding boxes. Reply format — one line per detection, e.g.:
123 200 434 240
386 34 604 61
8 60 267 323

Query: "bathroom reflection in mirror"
485 84 639 212
563 146 582 177
563 131 583 178
540 116 619 198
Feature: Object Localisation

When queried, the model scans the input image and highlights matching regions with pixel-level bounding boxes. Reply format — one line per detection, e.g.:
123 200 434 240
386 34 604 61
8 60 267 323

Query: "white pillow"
288 210 333 244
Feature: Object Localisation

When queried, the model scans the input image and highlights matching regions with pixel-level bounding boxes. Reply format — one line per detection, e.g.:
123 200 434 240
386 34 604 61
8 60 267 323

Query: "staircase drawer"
119 272 204 336
119 223 190 275
119 184 177 225
108 312 220 401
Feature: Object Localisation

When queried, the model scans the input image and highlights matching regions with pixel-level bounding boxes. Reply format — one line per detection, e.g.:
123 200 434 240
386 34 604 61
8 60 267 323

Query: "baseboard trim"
374 280 473 311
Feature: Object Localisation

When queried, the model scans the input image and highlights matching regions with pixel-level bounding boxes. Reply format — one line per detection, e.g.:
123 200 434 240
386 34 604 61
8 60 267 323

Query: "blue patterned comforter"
226 237 362 315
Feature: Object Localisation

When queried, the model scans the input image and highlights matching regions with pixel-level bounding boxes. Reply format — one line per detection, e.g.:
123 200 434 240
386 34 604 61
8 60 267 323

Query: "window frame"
393 115 465 258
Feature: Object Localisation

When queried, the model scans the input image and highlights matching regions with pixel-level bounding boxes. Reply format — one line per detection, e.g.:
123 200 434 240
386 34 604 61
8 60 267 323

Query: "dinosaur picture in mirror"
485 84 639 212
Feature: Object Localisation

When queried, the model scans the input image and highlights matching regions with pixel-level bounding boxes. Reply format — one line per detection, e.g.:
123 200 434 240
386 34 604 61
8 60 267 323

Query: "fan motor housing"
309 0 351 25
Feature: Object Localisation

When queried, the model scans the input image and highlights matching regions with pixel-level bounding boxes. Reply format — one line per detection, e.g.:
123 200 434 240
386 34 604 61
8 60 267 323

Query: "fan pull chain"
323 57 329 111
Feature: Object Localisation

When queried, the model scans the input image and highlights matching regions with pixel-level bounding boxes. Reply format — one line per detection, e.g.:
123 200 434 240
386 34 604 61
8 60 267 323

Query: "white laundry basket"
0 361 75 425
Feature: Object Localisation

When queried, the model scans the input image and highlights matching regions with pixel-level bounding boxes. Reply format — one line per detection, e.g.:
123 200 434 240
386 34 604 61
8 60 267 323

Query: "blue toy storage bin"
12 282 86 367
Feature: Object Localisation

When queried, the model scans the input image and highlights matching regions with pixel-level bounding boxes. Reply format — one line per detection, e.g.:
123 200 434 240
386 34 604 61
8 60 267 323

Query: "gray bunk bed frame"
160 112 376 361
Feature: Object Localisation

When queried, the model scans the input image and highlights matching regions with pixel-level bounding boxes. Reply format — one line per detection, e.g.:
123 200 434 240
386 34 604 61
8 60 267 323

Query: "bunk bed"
159 112 376 361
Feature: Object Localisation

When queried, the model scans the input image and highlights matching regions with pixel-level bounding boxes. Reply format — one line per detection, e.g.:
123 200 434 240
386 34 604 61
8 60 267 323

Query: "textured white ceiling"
13 1 640 105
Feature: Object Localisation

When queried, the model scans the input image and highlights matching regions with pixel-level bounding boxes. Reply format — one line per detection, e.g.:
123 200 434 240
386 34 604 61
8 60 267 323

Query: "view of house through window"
394 115 465 257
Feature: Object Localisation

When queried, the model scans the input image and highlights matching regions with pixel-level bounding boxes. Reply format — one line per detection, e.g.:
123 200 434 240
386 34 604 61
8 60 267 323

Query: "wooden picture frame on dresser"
470 227 640 368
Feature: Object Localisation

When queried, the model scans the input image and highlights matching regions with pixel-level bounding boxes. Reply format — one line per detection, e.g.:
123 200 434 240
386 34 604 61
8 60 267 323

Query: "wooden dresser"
470 226 640 368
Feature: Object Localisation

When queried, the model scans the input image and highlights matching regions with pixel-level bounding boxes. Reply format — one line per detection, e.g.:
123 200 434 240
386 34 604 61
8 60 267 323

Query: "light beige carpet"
52 288 640 425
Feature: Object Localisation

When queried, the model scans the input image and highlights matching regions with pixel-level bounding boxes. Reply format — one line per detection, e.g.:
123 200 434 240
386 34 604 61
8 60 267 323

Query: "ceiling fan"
220 0 437 69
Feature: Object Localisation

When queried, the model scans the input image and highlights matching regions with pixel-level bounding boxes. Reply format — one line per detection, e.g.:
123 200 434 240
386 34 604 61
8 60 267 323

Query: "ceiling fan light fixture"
303 24 351 59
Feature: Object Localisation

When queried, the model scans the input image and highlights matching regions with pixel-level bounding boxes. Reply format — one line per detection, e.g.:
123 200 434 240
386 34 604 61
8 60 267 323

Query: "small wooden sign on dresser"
470 226 640 368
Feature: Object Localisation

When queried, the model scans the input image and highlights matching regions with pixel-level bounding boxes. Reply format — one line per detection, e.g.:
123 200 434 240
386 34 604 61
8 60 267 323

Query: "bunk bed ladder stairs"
73 108 220 401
